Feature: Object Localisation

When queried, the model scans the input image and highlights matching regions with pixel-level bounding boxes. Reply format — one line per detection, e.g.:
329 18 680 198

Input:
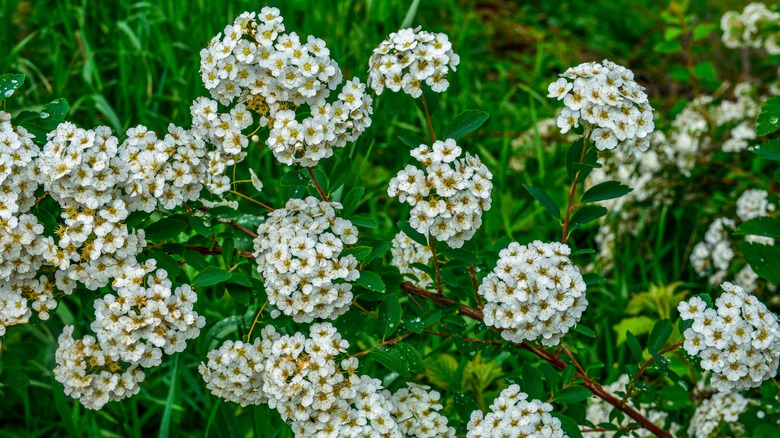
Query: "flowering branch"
400 281 673 438
622 341 684 403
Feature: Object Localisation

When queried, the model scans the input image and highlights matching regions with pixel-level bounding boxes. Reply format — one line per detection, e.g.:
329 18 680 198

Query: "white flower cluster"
737 189 774 222
198 336 270 407
479 241 588 346
53 326 145 410
0 111 57 335
721 2 780 54
583 374 675 437
199 7 373 166
390 231 433 289
687 391 750 437
367 27 460 98
548 60 655 155
466 384 565 437
252 197 359 322
387 139 492 249
679 282 780 391
387 383 456 437
55 259 205 409
690 218 736 285
90 265 206 367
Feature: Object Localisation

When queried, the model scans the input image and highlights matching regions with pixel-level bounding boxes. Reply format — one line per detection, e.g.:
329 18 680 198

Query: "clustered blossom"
679 282 780 392
390 231 433 289
547 60 655 155
53 326 145 410
583 374 676 436
0 111 57 335
199 7 373 166
387 139 492 249
721 3 780 54
54 260 205 409
690 218 736 286
479 241 587 346
90 264 205 367
387 383 456 437
253 197 359 322
367 27 460 98
687 391 751 437
466 385 565 437
736 189 773 222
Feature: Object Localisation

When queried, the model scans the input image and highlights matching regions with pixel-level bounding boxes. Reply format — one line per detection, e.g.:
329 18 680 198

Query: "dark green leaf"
757 96 780 137
356 270 385 292
370 346 410 377
442 109 489 140
692 61 717 82
398 220 429 247
208 206 240 220
561 365 575 384
329 157 352 193
183 249 210 270
583 273 605 286
739 242 780 283
144 219 188 242
191 266 232 289
147 249 181 278
648 319 672 351
349 213 377 228
40 98 69 122
539 362 560 391
569 205 607 230
0 73 25 102
341 246 372 262
626 331 643 363
341 187 364 217
552 385 590 404
734 216 780 239
280 170 310 187
753 140 780 161
552 413 584 438
396 343 424 375
378 295 402 338
399 134 426 149
565 139 585 181
402 314 425 333
189 215 212 237
454 392 480 422
581 181 632 204
573 325 596 338
222 237 235 267
522 363 543 400
523 184 560 220
439 248 480 264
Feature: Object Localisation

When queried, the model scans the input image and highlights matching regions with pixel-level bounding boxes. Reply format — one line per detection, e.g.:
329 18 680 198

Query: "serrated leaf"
739 241 780 283
522 363 543 400
442 109 489 140
523 184 560 220
647 319 672 351
397 220 429 247
425 354 460 390
581 181 632 203
734 216 780 239
552 385 590 404
356 270 385 292
191 266 232 288
378 295 401 338
756 96 780 137
569 205 607 230
626 331 643 363
370 346 410 377
144 219 188 242
753 140 780 161
0 73 24 102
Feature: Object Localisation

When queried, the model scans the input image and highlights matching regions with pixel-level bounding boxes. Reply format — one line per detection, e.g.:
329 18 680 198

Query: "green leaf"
356 270 385 292
569 205 607 230
402 314 425 333
693 23 717 41
341 246 372 262
222 237 235 267
613 316 654 345
734 216 780 239
647 319 672 351
0 73 24 102
378 295 402 338
329 157 352 193
208 205 240 221
522 184 560 220
626 331 643 363
552 385 590 404
454 392 480 421
280 170 310 187
370 346 410 377
398 220 429 247
581 181 632 203
756 96 780 137
522 363 543 400
158 355 179 438
692 61 718 82
349 213 377 228
144 219 188 242
552 413 584 438
40 98 69 122
561 365 575 384
754 140 780 161
147 249 181 278
539 362 560 391
341 187 364 217
396 343 424 375
573 325 596 338
183 249 210 270
399 134 426 149
442 109 489 140
189 215 212 237
191 266 232 288
739 242 780 283
565 139 585 182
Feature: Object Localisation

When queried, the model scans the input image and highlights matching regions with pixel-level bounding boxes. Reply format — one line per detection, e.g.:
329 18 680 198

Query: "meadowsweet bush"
2 2 780 437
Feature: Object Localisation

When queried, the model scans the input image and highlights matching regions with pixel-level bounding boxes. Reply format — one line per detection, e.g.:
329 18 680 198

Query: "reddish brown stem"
420 94 437 142
306 166 329 202
622 341 684 404
350 332 413 357
428 234 443 294
561 135 589 244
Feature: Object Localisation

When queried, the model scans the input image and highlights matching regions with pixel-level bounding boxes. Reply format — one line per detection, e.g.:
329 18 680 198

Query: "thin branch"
420 94 437 142
306 166 329 202
561 129 591 244
350 332 413 357
228 190 275 212
428 234 443 294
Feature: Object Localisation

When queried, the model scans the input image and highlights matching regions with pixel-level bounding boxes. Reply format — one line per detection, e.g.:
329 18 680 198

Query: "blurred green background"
0 0 769 436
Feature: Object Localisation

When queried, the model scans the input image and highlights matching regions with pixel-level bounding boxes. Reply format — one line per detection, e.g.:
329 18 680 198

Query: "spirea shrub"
4 2 780 437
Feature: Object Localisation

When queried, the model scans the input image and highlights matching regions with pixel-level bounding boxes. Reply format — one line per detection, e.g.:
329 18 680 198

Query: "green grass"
0 0 774 436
